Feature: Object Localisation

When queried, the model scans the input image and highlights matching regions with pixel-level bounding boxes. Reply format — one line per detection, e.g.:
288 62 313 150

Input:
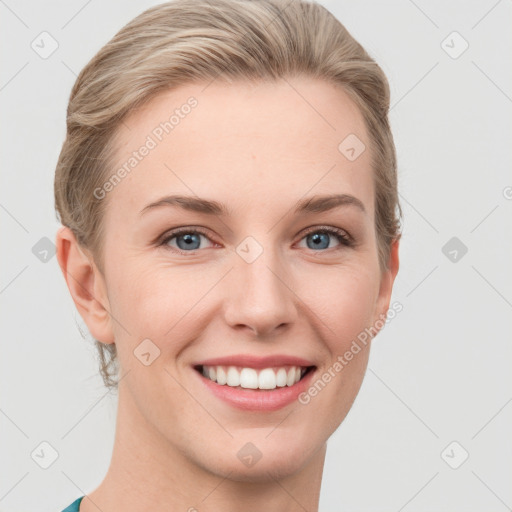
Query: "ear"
372 237 400 332
55 226 114 344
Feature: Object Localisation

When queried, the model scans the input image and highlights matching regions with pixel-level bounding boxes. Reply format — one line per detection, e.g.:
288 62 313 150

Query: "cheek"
297 263 379 349
108 260 214 346
296 269 376 429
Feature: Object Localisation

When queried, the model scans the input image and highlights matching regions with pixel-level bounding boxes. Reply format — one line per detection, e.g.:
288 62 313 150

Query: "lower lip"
195 367 316 411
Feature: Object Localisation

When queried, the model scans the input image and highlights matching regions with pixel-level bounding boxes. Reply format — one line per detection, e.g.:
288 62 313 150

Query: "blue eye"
161 229 213 253
159 226 353 255
299 227 353 250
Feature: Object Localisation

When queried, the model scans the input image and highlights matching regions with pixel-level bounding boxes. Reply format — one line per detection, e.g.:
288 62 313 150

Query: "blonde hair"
54 0 402 391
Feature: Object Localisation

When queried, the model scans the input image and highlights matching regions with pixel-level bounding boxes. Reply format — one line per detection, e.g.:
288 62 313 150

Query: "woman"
55 0 401 510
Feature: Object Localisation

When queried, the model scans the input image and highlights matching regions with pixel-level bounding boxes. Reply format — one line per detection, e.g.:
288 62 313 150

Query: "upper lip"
194 354 316 369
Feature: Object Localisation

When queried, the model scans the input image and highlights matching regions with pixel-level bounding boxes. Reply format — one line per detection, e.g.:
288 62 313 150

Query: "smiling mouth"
194 364 316 391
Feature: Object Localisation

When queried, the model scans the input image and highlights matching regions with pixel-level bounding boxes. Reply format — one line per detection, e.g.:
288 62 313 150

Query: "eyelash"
158 225 354 255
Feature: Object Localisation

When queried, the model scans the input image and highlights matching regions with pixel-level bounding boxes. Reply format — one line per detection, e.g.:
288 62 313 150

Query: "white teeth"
240 368 258 389
286 367 296 386
258 368 276 389
276 368 287 387
216 366 227 385
200 365 310 390
226 366 240 387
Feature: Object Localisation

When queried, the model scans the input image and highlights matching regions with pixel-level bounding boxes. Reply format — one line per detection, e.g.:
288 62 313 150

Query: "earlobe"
55 226 115 344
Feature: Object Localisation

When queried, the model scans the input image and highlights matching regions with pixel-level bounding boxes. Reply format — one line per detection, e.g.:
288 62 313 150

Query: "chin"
192 433 324 483
204 455 311 483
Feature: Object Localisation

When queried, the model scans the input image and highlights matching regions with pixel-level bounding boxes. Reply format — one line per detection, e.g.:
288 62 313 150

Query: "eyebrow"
139 193 366 216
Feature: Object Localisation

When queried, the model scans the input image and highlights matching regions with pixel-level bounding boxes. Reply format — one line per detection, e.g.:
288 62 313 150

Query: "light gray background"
1 0 511 511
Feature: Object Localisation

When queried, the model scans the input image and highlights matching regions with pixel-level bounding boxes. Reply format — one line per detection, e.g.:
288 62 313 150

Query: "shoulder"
60 496 84 512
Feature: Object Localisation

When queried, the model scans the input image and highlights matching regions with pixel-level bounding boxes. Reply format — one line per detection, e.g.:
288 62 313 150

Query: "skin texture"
56 76 399 512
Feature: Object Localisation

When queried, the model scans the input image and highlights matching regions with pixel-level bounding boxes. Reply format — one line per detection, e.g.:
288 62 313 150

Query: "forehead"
105 76 374 219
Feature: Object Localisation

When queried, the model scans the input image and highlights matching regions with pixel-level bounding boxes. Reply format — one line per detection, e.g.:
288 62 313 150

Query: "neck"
81 385 327 512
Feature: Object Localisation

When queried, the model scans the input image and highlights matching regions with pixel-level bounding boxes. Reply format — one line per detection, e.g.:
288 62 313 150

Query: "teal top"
61 496 84 512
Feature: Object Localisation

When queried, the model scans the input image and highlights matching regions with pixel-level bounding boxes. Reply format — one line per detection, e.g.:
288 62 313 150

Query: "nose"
223 247 298 338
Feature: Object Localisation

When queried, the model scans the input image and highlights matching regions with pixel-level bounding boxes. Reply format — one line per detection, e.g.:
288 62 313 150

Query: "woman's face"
85 77 398 480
